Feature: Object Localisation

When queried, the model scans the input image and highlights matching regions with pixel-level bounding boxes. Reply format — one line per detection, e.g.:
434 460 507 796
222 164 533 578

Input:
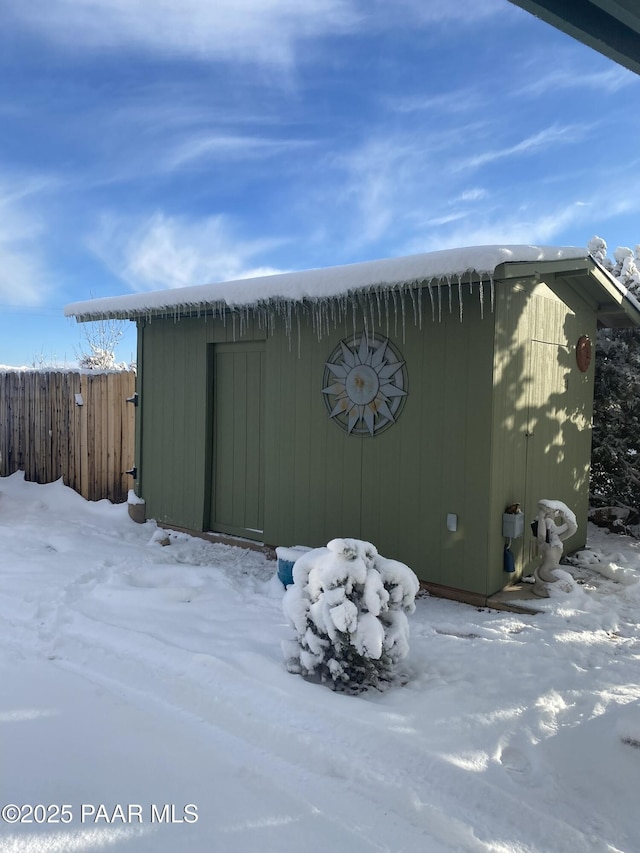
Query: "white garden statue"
532 499 577 597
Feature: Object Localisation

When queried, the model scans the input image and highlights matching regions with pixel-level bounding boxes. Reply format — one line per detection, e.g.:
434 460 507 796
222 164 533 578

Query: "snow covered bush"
282 538 419 693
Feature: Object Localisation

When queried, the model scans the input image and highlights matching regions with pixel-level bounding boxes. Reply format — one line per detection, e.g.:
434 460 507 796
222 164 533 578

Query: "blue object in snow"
503 544 516 573
276 546 312 587
277 558 295 587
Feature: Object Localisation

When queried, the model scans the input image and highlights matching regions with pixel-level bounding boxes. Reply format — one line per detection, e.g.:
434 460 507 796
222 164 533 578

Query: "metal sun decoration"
322 332 408 436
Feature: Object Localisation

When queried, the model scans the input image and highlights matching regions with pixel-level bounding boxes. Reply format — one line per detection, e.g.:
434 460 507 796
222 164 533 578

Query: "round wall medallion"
576 335 592 372
322 332 408 436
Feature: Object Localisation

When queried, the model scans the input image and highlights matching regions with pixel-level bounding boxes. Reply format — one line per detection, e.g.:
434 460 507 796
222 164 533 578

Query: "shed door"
209 341 265 539
524 340 571 563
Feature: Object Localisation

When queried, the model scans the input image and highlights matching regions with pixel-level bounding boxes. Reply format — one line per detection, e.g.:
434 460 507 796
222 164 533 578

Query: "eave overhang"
508 0 640 77
497 255 640 328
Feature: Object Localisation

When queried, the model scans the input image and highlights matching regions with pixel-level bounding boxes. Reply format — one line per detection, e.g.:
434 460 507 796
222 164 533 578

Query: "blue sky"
1 0 639 367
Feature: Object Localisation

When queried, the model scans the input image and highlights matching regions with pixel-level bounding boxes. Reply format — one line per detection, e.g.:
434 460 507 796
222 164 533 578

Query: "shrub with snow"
282 538 419 693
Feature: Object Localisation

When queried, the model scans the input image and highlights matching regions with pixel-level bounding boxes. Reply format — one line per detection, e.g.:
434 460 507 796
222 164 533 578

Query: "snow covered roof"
65 245 590 322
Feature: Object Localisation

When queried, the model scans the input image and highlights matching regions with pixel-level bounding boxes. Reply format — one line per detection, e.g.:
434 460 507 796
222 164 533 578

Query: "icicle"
479 278 485 320
352 296 357 344
427 283 435 321
457 276 463 322
287 305 293 350
490 274 495 312
437 285 442 323
369 291 375 337
448 278 452 315
363 298 369 344
417 283 423 330
384 288 390 337
410 285 418 328
388 288 396 338
375 288 382 327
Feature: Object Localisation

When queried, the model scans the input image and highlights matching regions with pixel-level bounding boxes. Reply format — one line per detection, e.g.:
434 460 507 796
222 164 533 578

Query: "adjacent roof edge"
589 256 640 327
507 0 640 78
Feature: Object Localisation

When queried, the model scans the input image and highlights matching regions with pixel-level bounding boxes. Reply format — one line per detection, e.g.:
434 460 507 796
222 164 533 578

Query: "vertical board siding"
263 292 495 593
209 342 265 538
488 277 596 595
0 370 135 502
138 316 267 532
135 273 596 598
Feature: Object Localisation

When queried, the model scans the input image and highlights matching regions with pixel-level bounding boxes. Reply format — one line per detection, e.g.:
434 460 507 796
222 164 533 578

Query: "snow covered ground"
1 473 639 853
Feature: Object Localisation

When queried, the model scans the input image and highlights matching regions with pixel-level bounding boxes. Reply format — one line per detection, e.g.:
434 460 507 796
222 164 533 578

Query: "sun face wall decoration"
322 332 408 436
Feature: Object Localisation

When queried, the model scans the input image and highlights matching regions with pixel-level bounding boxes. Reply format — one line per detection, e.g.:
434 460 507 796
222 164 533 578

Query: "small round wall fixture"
576 335 592 373
322 332 408 436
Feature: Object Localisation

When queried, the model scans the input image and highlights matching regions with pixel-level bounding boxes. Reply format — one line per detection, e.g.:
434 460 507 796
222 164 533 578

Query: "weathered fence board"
0 370 136 503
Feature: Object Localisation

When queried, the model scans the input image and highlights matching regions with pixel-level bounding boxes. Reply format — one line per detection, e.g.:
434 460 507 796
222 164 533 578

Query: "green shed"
66 245 640 605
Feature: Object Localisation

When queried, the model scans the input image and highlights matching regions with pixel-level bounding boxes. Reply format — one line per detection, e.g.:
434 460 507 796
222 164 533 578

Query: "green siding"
135 272 597 598
487 276 596 595
210 341 265 539
263 294 495 594
138 316 265 531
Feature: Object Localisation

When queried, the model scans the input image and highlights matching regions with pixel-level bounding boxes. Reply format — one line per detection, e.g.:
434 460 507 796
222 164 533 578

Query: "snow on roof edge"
65 245 589 321
590 256 640 322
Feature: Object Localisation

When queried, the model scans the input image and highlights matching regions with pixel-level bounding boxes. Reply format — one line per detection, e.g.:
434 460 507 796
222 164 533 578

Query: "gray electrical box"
502 512 524 539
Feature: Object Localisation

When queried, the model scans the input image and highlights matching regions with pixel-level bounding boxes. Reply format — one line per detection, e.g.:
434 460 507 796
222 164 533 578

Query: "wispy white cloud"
327 136 427 247
369 0 507 25
0 246 46 307
516 63 637 98
452 202 590 247
0 178 54 307
306 126 495 256
406 187 488 233
164 134 314 171
401 205 584 255
458 187 487 202
452 124 589 172
400 177 640 257
89 212 288 291
426 211 470 227
385 87 485 116
7 0 358 66
4 0 513 73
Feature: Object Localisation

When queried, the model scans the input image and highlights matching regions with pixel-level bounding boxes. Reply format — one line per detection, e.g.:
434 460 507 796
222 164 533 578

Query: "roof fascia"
496 256 640 328
508 0 640 77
